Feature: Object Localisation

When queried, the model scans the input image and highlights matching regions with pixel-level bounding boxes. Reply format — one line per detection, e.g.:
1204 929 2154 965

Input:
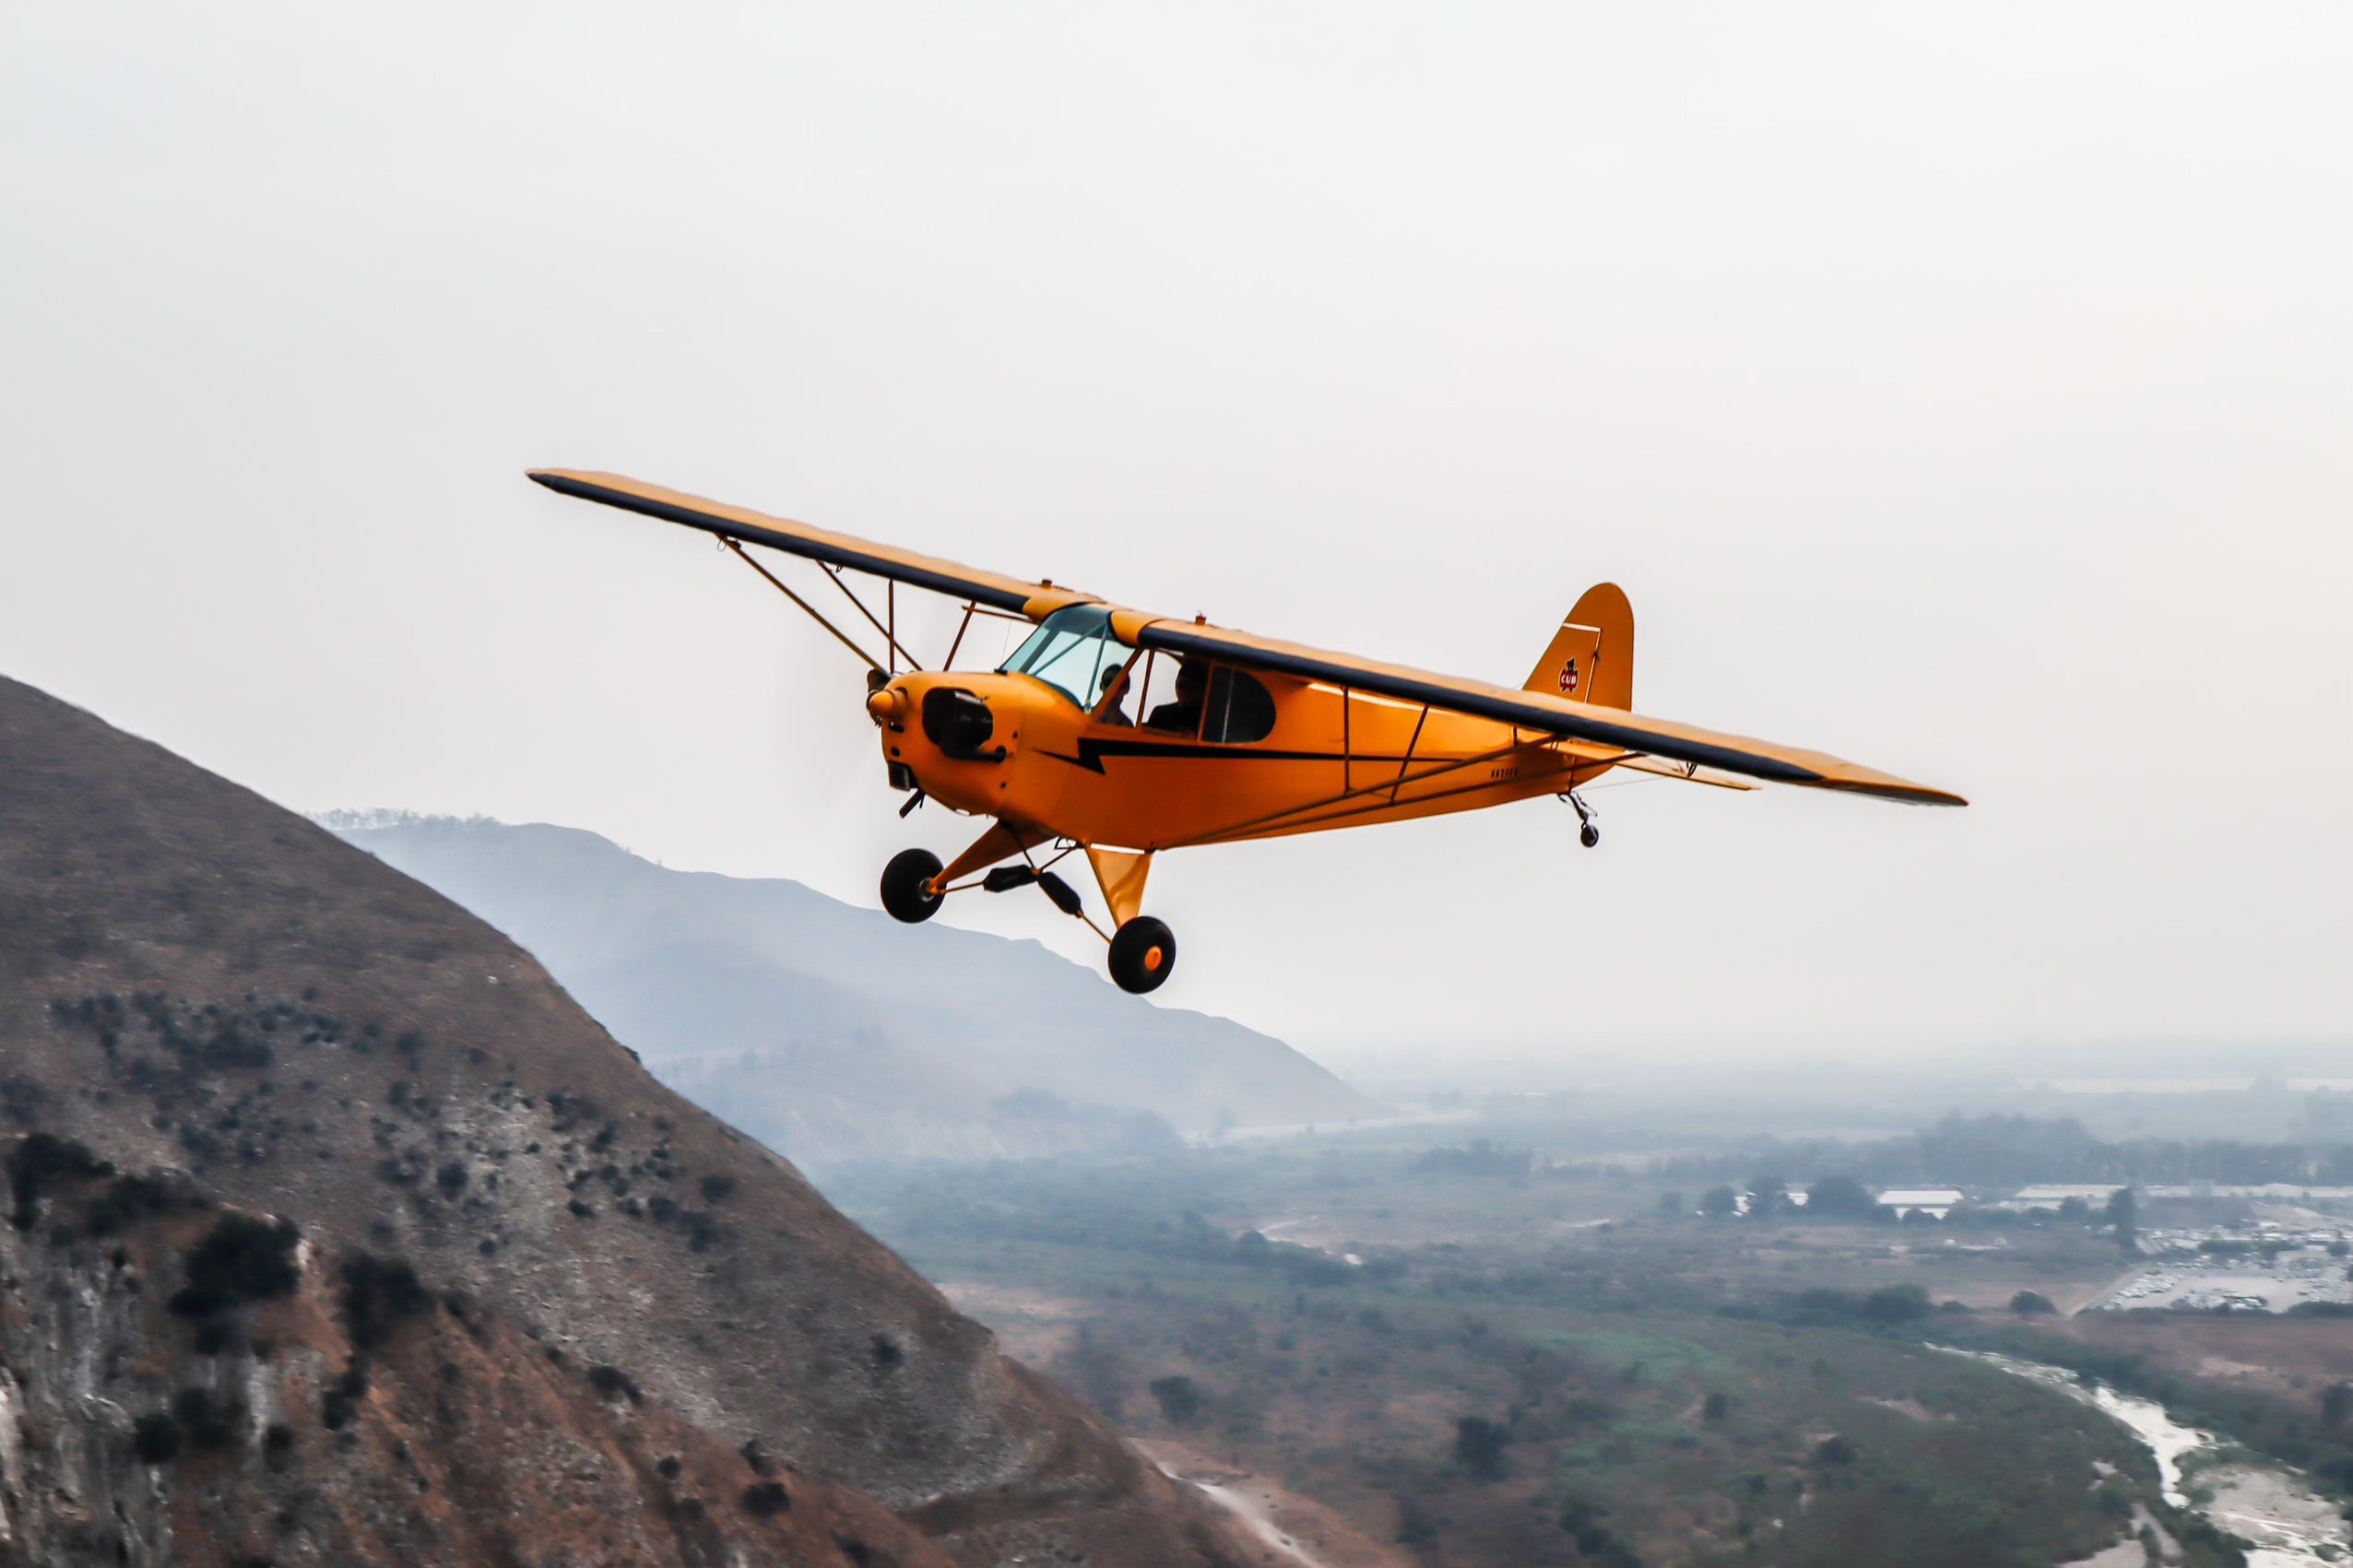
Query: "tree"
1806 1175 1875 1219
1658 1190 1685 1216
1861 1283 1932 1324
2010 1291 2058 1315
1747 1173 1788 1219
2322 1382 2352 1431
2105 1188 2138 1253
1699 1185 1739 1219
1149 1374 1203 1426
2058 1197 2090 1221
1453 1415 1509 1480
171 1213 302 1318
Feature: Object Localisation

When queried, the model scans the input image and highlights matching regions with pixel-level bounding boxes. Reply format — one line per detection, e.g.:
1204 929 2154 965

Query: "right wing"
1136 618 1965 807
1607 754 1759 791
528 469 1086 617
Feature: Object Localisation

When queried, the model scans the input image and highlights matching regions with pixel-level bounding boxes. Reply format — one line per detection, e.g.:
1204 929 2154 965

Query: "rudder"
1523 583 1634 710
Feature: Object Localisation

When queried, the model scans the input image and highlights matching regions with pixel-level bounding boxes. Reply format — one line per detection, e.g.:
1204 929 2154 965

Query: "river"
1945 1348 2350 1567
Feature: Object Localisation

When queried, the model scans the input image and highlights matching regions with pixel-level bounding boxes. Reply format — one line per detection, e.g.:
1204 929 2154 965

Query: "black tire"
881 848 944 924
1108 916 1176 994
1579 822 1600 849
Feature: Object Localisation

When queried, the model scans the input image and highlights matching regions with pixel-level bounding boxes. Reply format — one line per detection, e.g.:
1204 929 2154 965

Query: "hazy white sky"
4 3 2347 1058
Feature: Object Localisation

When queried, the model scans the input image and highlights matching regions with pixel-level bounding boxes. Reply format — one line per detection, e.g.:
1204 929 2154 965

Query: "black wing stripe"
1135 623 1827 786
530 472 1038 612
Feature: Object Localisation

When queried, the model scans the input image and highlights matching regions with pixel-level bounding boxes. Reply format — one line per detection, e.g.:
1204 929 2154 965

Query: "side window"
1201 666 1276 744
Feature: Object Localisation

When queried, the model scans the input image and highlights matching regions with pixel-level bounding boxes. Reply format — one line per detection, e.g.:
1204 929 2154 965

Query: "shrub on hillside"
131 1411 181 1464
1453 1415 1509 1480
1149 1374 1204 1425
170 1213 300 1317
8 1133 112 1229
84 1172 179 1237
171 1386 246 1450
338 1252 429 1350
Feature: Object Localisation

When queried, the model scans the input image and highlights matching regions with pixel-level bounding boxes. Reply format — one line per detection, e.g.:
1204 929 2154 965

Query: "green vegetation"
7 1132 112 1228
170 1212 301 1318
1944 1318 2353 1501
832 1147 2176 1567
1642 1110 2353 1191
337 1252 429 1350
171 1386 247 1450
131 1410 182 1464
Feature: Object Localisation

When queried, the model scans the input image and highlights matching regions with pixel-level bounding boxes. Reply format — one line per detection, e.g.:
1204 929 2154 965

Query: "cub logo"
1557 659 1580 694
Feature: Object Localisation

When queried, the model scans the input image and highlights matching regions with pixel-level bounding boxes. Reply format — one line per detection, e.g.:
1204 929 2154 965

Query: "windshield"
999 605 1124 709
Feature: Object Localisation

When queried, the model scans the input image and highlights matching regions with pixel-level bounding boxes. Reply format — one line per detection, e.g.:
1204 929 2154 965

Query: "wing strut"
719 539 885 674
817 562 924 671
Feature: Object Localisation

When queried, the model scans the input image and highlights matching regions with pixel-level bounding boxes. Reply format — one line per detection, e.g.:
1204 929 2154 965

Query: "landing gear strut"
884 831 1175 993
1564 790 1600 849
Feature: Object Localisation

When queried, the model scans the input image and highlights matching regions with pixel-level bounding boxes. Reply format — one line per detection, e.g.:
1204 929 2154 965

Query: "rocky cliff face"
0 675 1246 1567
0 1147 957 1566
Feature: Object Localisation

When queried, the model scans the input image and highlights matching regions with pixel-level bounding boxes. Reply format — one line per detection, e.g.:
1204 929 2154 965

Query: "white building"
1877 1188 1964 1220
2013 1185 2127 1208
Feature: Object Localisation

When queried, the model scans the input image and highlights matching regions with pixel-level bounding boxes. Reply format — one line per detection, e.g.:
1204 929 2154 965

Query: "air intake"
921 688 998 759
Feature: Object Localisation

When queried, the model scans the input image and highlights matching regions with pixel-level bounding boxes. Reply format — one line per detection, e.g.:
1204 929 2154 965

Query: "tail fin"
1524 584 1634 710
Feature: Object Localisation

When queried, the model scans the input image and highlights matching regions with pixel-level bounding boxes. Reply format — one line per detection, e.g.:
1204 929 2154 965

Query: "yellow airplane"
531 470 1964 994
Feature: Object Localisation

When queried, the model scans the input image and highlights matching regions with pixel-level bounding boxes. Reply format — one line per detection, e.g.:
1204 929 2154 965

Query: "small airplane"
530 470 1964 994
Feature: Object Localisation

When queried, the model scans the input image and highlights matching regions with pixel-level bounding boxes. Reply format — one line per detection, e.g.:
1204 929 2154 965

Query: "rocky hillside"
0 674 1248 1567
330 817 1373 1168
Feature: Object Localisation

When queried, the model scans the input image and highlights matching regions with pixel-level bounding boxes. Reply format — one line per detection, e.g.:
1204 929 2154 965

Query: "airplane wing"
1607 754 1760 791
528 469 1083 617
1136 619 1965 807
530 468 1959 806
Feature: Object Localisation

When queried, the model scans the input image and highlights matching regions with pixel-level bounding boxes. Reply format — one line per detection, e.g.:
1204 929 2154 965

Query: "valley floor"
834 1142 2353 1568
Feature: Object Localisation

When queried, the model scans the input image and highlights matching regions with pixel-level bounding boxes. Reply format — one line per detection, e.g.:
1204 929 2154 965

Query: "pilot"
1094 666 1134 726
1145 659 1208 734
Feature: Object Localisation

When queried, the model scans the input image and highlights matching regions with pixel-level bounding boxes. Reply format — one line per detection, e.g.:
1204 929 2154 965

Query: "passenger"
1145 660 1208 734
1094 666 1134 726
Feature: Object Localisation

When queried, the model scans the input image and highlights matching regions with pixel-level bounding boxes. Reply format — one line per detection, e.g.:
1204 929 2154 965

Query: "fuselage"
870 663 1611 851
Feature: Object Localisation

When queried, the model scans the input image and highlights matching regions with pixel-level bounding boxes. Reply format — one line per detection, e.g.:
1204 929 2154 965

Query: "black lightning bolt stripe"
1039 737 1421 773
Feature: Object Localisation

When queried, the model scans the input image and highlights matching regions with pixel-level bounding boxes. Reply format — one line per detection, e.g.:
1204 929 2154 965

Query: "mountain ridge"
329 815 1375 1167
0 672 1249 1567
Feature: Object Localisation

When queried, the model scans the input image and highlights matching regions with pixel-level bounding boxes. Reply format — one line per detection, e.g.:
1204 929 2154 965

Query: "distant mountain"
330 816 1376 1167
0 672 1250 1567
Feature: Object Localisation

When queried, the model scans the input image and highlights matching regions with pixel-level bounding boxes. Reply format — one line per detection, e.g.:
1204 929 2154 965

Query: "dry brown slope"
0 1149 963 1568
0 674 1247 1568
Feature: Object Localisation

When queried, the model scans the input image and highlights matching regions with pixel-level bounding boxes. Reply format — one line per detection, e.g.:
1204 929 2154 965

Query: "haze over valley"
331 814 1372 1168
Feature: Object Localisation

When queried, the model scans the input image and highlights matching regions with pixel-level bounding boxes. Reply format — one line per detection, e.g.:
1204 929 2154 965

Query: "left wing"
528 469 1087 617
1137 619 1964 807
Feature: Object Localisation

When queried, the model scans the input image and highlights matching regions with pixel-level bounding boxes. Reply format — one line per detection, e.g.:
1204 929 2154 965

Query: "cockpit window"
1201 666 1276 743
999 605 1123 709
1141 658 1276 742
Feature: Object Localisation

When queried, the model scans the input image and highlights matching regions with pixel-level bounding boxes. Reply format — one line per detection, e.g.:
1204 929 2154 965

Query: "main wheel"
1108 916 1176 994
881 848 944 924
1579 821 1600 849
